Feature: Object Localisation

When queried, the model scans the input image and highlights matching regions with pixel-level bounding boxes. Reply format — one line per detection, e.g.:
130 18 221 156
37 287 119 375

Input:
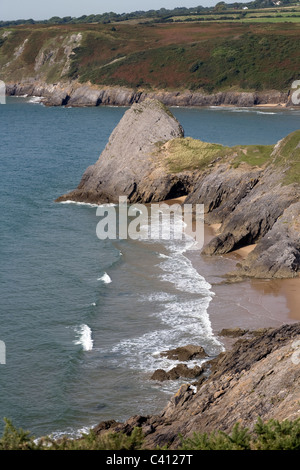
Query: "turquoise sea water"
1 97 300 438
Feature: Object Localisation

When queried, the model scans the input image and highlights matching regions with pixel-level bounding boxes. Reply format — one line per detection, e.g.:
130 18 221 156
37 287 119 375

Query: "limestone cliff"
56 99 189 204
56 99 300 279
6 81 290 108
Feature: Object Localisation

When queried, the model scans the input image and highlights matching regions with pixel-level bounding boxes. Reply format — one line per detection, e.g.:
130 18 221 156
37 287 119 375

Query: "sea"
1 96 300 439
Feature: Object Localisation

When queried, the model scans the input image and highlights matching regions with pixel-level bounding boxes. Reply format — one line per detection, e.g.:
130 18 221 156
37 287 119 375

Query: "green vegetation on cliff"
163 129 300 187
272 129 300 184
1 417 299 450
0 22 299 93
163 137 273 173
180 418 300 450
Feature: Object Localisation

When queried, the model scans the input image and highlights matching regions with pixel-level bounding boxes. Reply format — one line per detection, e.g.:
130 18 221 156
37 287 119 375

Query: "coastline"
160 197 299 350
201 223 300 344
6 81 295 109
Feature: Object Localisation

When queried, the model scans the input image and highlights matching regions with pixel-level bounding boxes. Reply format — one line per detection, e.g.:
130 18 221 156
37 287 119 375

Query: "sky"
0 0 246 21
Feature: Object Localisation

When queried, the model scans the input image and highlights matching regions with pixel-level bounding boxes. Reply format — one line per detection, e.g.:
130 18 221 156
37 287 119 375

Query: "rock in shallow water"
160 344 207 361
151 364 204 382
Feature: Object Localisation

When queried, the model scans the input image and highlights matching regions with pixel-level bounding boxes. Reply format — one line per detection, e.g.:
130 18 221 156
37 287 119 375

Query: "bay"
0 97 300 438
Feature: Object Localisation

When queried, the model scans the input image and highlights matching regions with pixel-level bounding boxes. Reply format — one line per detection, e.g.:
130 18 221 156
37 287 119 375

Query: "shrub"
179 418 300 450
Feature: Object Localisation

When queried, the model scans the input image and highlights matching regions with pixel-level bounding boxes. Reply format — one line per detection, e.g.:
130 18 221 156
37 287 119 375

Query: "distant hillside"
0 0 298 27
1 22 299 94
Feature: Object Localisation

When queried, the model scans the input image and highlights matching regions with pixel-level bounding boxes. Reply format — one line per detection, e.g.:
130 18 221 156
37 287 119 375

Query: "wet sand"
197 224 300 343
160 197 299 346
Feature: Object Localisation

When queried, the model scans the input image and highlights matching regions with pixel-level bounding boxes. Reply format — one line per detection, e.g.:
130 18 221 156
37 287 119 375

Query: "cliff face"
93 323 300 449
56 99 190 204
56 99 300 279
6 81 290 108
197 131 300 278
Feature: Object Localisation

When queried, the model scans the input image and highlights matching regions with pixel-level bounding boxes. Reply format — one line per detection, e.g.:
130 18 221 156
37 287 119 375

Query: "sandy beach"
201 224 300 340
155 197 299 345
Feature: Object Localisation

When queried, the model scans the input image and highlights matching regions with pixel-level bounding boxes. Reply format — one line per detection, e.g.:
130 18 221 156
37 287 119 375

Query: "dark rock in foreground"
94 323 300 449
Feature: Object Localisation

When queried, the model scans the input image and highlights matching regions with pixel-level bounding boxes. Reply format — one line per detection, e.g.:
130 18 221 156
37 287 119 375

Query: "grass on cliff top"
163 137 273 173
272 129 300 185
231 144 274 168
163 138 226 173
164 130 300 185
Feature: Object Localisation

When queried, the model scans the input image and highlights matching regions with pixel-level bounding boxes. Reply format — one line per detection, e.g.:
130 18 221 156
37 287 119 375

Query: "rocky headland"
3 22 300 450
93 323 300 449
55 100 300 447
56 98 300 280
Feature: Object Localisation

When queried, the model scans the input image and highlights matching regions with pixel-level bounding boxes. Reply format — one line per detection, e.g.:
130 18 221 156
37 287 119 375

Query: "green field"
167 6 300 23
1 21 300 94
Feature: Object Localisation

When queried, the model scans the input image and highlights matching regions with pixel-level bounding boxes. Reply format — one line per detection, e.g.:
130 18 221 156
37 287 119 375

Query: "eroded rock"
160 344 207 362
151 364 204 382
94 323 300 449
56 98 187 204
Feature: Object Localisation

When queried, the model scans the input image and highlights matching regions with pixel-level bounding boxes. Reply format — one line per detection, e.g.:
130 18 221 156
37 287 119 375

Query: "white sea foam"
74 324 93 351
256 111 276 115
28 96 43 104
142 292 177 302
59 200 116 208
49 425 94 441
158 253 169 259
109 256 222 374
224 107 277 116
110 314 221 374
159 251 212 295
94 205 222 389
102 206 223 377
98 272 112 284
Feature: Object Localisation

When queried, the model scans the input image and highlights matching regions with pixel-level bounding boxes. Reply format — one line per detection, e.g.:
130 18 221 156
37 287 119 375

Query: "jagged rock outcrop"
160 344 207 362
150 345 207 382
198 131 300 278
202 167 299 256
7 81 72 106
94 323 300 449
151 364 204 382
185 164 262 224
56 98 191 204
55 98 300 278
237 201 300 278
